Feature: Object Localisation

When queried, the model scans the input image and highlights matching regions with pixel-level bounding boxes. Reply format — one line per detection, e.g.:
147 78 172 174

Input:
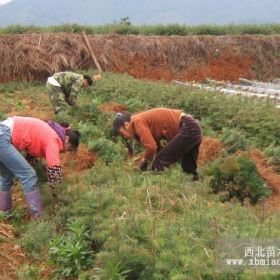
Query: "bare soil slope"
1 34 280 83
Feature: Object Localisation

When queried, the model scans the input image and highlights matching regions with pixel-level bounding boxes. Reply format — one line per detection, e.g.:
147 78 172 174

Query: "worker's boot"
0 191 12 212
24 188 43 218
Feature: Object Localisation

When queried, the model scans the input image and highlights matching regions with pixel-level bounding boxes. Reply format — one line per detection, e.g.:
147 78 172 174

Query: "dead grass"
0 242 25 280
1 34 280 82
0 222 16 239
0 221 25 280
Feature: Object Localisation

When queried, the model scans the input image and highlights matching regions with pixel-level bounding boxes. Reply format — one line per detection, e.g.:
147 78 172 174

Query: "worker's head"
64 130 81 152
48 121 81 152
82 75 93 87
113 113 133 139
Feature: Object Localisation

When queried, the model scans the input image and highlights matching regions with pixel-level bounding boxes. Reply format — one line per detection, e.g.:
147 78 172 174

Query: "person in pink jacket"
0 116 80 218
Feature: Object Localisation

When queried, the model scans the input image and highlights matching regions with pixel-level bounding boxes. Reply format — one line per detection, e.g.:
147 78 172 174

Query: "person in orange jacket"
113 108 202 180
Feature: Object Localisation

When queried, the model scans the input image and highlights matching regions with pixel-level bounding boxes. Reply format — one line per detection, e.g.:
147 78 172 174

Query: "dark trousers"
152 115 202 175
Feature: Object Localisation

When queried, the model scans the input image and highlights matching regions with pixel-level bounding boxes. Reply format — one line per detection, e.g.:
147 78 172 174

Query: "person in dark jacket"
46 71 102 114
113 108 202 180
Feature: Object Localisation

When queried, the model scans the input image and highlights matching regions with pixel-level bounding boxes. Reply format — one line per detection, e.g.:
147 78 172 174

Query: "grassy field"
1 73 280 279
1 23 280 35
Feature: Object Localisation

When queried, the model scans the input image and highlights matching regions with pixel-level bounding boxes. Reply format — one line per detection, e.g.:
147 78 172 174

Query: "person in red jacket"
113 108 202 180
0 116 80 217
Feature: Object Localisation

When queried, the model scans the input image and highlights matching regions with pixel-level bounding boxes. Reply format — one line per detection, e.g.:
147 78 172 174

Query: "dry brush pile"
0 222 25 280
1 34 280 82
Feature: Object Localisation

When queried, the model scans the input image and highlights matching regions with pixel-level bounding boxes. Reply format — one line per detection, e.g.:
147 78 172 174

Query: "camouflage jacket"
53 72 84 106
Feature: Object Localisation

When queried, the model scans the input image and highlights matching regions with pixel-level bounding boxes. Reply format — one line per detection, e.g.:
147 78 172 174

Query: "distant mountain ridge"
0 0 279 27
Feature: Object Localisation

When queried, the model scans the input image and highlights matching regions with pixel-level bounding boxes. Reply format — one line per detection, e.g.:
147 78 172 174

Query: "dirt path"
198 137 223 166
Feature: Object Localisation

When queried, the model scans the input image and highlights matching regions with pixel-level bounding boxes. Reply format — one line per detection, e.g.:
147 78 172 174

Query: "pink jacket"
11 117 64 167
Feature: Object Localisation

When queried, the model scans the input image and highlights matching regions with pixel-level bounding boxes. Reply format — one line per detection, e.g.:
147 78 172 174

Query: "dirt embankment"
60 144 97 176
250 149 280 208
198 138 280 209
1 34 280 83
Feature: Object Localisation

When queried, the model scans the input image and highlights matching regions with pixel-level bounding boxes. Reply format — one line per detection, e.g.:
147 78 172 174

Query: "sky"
0 0 12 5
0 0 279 26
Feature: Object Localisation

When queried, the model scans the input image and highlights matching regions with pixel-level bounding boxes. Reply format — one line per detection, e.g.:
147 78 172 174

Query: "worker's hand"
93 74 102 81
139 159 148 171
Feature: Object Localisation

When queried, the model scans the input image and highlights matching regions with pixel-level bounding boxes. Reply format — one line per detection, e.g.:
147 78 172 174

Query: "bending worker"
46 71 102 115
0 116 80 217
113 108 202 180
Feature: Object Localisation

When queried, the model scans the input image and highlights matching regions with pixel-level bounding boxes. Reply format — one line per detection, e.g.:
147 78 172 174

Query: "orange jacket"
130 108 182 160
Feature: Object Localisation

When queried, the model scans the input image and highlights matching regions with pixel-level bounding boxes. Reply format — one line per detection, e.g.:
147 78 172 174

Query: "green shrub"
20 221 55 260
115 25 140 35
49 220 93 278
2 23 280 36
205 154 271 204
220 127 249 153
48 23 93 33
18 264 40 280
88 137 127 163
0 24 42 34
264 144 280 172
78 123 103 143
180 91 280 148
69 103 101 124
239 24 273 35
91 261 131 280
193 24 226 35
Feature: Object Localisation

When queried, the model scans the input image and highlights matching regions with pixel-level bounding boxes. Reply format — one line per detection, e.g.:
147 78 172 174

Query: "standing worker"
46 71 102 115
0 116 80 218
113 108 202 180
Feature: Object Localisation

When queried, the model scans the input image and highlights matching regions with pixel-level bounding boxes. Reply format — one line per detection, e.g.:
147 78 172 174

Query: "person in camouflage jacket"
46 72 101 114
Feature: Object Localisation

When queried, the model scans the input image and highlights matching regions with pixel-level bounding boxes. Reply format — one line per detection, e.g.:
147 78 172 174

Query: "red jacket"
11 117 64 167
